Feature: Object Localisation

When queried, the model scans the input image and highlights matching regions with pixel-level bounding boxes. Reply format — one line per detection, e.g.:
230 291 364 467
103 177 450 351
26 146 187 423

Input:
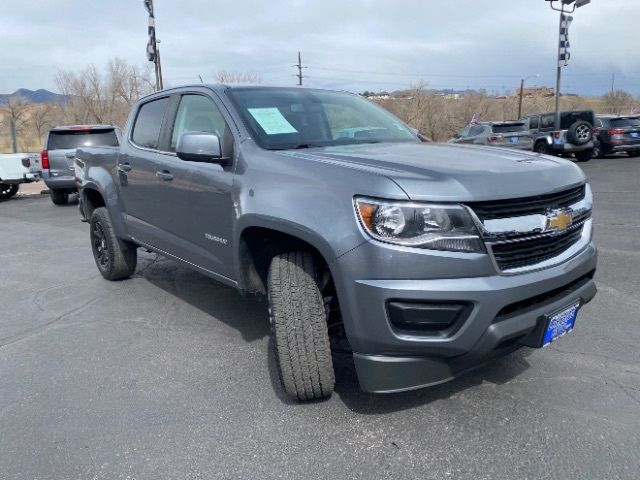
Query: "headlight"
354 197 485 253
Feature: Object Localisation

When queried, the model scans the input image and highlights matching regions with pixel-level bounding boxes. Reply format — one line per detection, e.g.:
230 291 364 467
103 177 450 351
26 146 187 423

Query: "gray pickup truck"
75 85 597 401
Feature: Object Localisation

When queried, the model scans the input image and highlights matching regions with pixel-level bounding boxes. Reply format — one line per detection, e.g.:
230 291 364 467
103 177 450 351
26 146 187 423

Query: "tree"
0 95 31 152
602 90 634 115
214 70 262 84
56 58 154 127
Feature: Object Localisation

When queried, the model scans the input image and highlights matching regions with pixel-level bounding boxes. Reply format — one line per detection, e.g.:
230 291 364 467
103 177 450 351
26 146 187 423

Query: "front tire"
268 251 335 401
50 188 69 205
0 183 19 200
89 207 137 280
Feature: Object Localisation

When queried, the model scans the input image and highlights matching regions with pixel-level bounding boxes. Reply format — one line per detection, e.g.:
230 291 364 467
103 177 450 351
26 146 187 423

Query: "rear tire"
534 142 550 155
50 189 69 205
0 183 19 200
268 251 335 401
628 151 640 158
575 150 593 162
89 207 137 280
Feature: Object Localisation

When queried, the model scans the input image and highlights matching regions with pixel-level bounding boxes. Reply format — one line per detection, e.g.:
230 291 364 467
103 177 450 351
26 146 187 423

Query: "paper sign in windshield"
248 108 298 135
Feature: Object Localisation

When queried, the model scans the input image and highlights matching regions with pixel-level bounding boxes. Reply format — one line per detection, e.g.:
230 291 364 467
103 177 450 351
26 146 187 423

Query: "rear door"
47 128 119 178
150 91 237 279
117 96 171 245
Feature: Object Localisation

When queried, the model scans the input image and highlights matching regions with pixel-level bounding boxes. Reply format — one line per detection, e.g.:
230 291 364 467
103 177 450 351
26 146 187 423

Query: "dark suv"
42 125 120 205
521 110 595 162
593 115 640 158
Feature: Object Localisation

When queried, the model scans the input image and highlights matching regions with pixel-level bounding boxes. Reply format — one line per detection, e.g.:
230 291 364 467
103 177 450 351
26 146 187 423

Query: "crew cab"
75 85 597 401
0 152 41 200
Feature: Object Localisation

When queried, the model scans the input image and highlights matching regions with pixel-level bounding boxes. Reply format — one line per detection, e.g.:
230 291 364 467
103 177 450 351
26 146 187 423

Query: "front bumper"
335 239 597 393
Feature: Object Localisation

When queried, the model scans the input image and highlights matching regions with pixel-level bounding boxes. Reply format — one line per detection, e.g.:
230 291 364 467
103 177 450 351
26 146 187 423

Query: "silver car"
42 125 120 205
450 121 534 150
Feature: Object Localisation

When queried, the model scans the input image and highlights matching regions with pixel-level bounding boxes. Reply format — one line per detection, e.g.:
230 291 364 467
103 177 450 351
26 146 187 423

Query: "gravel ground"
1 156 639 480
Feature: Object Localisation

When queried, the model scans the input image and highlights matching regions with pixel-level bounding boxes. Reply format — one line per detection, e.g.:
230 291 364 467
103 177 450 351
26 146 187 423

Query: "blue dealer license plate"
543 303 579 347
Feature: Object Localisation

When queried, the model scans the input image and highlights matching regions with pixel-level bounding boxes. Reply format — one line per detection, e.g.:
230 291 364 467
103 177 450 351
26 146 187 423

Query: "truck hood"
276 142 587 202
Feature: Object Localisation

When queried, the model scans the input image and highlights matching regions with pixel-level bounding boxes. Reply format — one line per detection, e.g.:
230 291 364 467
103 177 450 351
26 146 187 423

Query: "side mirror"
176 132 227 164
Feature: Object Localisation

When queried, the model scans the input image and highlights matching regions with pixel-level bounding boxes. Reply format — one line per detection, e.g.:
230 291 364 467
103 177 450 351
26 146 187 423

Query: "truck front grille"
467 184 591 272
468 185 586 220
490 226 584 271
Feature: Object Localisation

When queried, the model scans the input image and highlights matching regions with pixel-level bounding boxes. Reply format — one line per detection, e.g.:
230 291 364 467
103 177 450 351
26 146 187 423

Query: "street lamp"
546 0 591 130
517 74 541 118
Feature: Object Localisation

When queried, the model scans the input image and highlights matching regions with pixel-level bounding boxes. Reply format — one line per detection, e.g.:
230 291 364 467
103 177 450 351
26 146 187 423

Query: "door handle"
155 170 173 181
118 163 132 173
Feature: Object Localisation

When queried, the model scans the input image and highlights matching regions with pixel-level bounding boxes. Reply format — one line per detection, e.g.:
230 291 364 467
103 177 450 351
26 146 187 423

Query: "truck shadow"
137 252 270 343
135 251 533 412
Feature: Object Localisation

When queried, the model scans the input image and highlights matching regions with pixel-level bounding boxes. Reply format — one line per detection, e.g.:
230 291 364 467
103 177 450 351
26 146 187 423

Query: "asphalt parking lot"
1 157 639 480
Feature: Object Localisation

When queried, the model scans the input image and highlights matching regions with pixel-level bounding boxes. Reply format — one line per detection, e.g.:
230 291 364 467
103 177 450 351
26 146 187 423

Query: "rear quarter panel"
76 146 128 237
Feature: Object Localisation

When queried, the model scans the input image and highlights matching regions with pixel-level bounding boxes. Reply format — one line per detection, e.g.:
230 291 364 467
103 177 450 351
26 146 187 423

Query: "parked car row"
450 110 640 162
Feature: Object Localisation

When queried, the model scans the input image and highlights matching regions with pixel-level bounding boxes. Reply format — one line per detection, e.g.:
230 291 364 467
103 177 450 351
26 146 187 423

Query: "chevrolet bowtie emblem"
546 210 573 233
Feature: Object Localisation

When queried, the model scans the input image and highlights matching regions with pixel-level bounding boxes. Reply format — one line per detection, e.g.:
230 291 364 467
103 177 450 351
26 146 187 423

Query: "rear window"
492 123 527 133
609 117 640 127
47 130 119 150
560 111 594 129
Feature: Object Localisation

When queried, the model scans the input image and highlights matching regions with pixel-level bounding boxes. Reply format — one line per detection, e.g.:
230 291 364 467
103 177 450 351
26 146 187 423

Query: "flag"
471 113 479 125
558 14 573 68
145 0 157 62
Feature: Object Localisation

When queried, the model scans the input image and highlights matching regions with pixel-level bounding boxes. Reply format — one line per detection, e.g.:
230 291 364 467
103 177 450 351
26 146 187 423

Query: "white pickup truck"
0 153 42 200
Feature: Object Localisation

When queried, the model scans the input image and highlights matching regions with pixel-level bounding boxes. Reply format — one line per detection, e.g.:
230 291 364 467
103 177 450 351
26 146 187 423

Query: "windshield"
227 87 418 150
491 123 527 133
47 129 119 150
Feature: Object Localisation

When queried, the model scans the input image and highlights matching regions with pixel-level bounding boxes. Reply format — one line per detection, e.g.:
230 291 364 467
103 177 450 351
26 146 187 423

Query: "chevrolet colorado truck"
75 85 597 401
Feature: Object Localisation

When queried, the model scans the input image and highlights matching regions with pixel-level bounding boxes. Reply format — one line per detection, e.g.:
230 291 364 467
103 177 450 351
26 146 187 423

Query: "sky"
0 0 638 96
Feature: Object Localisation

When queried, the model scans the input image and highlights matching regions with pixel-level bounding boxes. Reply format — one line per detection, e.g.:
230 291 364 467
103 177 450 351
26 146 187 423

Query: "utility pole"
518 79 526 119
611 73 615 95
518 74 540 119
547 0 591 131
293 51 306 86
553 1 565 132
144 0 163 91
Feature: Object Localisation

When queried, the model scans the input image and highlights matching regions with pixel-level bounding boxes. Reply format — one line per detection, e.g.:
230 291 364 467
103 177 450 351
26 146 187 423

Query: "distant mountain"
0 88 69 105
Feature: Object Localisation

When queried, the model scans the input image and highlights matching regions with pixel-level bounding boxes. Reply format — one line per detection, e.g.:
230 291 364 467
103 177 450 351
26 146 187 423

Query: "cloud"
0 0 638 95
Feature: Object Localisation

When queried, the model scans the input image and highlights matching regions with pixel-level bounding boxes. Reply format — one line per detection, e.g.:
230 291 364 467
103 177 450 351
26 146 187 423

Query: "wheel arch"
236 218 338 295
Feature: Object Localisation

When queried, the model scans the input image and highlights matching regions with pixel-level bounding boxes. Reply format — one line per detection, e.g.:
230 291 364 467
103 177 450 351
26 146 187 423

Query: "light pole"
546 0 591 130
517 74 540 119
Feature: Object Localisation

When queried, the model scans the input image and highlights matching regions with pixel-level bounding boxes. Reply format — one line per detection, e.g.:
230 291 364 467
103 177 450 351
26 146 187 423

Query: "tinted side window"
170 95 231 151
131 97 170 149
540 115 555 129
460 126 472 137
529 116 539 129
469 126 484 136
